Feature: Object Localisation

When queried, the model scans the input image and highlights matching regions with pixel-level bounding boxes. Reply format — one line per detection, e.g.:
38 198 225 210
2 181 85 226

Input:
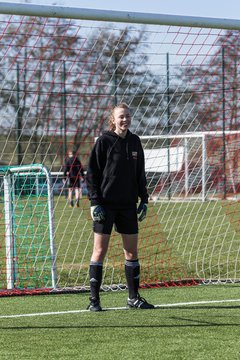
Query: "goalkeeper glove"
90 205 106 222
137 202 147 222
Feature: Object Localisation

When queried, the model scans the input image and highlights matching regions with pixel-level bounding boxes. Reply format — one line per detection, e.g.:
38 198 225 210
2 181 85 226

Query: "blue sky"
2 0 240 20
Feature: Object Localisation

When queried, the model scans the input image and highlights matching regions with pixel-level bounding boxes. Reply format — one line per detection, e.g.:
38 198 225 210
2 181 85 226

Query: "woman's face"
112 107 131 136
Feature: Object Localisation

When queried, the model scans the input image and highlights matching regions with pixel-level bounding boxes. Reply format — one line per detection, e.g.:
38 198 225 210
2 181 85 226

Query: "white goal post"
1 2 240 29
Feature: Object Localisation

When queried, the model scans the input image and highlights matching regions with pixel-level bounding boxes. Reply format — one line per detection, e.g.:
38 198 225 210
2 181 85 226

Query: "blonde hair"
107 103 130 131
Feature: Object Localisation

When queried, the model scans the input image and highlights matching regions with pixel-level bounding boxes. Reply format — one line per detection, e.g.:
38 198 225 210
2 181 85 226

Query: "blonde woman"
86 103 154 311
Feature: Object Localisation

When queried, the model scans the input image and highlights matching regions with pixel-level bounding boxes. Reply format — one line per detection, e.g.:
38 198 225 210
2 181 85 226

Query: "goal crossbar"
1 2 240 30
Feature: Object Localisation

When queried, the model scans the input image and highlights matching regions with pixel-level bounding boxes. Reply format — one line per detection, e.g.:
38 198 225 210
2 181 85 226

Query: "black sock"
89 261 103 300
125 259 140 299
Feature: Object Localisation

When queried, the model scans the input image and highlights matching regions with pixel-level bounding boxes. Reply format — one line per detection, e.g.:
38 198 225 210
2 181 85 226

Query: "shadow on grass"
0 322 239 329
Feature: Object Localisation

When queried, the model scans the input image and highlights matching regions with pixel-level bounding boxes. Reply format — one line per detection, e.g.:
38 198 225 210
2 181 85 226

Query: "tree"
177 30 240 132
0 17 169 167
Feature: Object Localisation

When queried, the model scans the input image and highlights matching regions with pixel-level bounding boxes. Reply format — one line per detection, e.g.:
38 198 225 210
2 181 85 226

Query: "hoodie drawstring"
126 142 129 160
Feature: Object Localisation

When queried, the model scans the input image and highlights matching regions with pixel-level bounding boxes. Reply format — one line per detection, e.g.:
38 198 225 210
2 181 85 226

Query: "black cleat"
87 297 102 312
127 294 154 309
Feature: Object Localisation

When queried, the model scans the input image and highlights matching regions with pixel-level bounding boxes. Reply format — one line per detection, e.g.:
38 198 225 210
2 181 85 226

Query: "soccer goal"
142 130 240 202
0 164 57 293
1 3 240 294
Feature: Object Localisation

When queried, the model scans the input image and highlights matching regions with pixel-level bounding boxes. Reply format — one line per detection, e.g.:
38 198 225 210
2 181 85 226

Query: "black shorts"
93 206 138 235
68 177 80 188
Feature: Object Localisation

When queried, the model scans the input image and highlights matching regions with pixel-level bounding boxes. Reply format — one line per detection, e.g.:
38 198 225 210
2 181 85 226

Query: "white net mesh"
1 7 240 293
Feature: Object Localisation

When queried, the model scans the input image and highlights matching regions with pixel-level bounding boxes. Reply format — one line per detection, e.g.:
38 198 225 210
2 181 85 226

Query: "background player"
64 148 85 208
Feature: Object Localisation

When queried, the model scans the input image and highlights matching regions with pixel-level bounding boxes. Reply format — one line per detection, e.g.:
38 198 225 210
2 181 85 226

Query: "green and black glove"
137 201 147 222
90 205 106 222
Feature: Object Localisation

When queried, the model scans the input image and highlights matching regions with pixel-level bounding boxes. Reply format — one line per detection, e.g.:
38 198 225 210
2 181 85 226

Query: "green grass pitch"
0 284 240 359
1 193 240 359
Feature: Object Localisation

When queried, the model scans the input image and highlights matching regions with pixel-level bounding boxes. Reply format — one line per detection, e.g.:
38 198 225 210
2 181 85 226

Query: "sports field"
1 181 240 360
0 284 240 359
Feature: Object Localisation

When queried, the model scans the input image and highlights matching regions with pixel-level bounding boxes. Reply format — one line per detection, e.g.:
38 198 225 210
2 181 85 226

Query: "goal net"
0 164 56 293
1 3 240 294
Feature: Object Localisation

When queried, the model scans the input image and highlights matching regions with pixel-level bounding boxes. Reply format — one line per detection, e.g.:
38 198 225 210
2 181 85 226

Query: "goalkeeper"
86 103 154 311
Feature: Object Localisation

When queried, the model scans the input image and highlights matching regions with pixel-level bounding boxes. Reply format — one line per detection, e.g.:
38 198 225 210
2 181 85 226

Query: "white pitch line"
0 307 128 319
154 298 240 307
0 298 240 319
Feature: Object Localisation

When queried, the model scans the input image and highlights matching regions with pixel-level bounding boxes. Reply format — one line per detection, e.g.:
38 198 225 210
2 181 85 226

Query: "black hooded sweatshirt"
86 130 148 208
64 155 84 179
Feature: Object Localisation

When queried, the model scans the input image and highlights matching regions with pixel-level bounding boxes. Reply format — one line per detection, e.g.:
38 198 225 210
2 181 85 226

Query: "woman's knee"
91 233 110 261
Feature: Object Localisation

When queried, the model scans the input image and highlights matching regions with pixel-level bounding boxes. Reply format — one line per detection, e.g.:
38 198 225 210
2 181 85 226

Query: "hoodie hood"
101 129 131 139
101 130 131 160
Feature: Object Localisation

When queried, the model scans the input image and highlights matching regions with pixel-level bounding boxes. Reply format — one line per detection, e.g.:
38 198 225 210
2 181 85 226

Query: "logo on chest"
132 151 138 160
